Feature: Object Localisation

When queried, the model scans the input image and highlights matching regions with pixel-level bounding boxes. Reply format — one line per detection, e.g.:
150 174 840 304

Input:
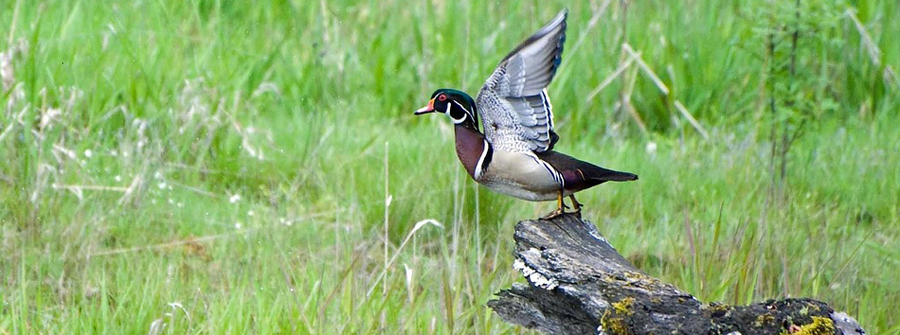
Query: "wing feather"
476 9 567 153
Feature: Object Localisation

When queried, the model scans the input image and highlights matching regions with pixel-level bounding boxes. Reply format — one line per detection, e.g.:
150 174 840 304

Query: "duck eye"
438 94 447 102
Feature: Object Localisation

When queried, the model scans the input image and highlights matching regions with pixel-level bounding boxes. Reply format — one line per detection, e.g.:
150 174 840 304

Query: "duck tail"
588 166 638 182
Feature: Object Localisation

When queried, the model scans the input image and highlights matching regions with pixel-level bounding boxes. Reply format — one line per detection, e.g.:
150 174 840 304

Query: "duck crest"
440 89 479 130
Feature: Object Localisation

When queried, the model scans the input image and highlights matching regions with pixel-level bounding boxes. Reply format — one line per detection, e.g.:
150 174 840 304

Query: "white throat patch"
447 102 466 124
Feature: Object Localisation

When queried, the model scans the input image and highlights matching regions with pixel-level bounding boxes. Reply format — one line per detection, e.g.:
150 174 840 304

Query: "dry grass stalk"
845 9 899 87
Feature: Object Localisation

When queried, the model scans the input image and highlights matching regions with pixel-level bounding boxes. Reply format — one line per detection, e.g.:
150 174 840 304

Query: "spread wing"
476 9 567 152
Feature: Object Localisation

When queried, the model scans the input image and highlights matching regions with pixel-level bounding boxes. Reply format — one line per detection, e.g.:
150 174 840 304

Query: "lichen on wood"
487 213 866 335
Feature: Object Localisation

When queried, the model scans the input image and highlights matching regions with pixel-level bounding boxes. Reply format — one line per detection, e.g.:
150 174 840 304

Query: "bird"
413 9 638 219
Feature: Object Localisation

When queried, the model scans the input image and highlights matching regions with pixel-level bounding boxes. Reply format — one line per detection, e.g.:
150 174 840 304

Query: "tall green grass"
1 0 898 333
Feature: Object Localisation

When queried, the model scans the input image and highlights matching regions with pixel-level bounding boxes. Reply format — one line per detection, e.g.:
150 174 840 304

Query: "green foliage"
747 0 850 191
756 0 846 121
1 0 899 334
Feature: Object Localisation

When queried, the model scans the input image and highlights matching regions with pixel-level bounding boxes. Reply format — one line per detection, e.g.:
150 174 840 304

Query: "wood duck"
414 9 637 219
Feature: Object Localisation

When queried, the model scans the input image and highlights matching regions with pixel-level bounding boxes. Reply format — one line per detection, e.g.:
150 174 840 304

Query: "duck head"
414 89 479 131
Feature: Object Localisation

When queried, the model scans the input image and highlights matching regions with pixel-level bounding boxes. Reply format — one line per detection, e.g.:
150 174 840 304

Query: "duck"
414 9 637 219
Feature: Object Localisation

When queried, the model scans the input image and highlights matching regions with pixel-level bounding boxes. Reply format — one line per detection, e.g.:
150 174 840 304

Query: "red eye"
438 94 447 102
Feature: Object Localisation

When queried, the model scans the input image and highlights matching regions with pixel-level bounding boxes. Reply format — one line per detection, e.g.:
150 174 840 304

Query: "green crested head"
414 89 479 130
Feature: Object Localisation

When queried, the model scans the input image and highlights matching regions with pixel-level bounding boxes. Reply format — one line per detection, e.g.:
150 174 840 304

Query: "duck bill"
414 98 436 115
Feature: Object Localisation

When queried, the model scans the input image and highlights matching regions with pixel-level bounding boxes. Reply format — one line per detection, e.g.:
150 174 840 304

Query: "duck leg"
568 194 583 218
542 190 568 220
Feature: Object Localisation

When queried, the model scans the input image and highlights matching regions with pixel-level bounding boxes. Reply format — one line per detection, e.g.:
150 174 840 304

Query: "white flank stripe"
526 151 564 188
474 140 490 180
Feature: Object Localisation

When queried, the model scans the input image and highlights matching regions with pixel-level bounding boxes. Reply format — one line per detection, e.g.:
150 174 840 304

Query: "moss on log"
487 214 866 335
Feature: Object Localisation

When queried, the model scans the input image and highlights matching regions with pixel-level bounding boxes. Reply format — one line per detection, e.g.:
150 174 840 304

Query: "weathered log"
487 214 866 335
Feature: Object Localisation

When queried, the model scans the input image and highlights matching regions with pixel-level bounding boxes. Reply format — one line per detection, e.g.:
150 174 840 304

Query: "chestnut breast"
453 125 486 178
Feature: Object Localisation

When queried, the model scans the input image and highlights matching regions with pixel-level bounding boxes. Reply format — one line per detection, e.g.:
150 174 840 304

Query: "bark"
487 214 866 335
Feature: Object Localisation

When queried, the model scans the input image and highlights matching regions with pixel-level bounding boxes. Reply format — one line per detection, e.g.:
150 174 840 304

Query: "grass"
1 0 899 333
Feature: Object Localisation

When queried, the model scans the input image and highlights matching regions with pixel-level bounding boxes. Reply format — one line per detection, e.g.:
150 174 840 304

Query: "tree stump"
487 214 866 335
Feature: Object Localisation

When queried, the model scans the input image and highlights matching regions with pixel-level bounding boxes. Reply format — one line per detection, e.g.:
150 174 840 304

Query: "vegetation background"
1 0 898 333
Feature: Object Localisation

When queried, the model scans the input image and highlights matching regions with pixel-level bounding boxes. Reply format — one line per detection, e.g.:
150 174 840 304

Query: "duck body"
452 121 636 202
477 149 564 201
454 123 560 201
415 9 637 218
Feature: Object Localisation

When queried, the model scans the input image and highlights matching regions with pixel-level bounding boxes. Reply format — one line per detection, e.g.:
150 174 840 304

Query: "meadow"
1 0 899 333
